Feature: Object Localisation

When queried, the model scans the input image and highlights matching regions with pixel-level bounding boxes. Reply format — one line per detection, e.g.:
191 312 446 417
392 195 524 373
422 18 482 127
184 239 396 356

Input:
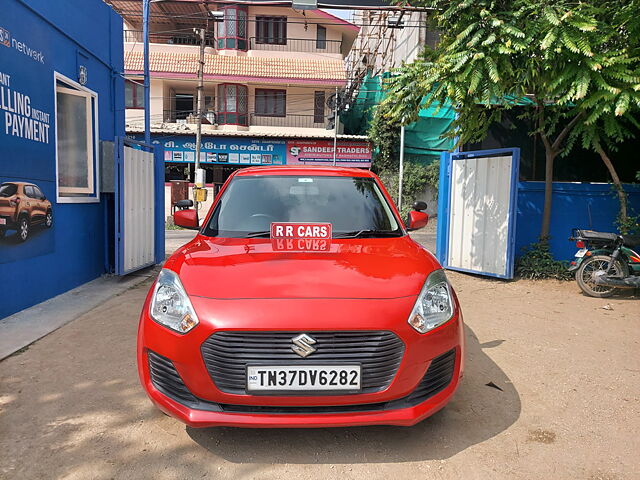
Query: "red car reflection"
138 166 464 428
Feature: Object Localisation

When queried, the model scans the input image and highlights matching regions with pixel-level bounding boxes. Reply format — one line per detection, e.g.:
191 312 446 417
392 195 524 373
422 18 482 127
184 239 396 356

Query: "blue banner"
131 134 286 166
1 2 55 264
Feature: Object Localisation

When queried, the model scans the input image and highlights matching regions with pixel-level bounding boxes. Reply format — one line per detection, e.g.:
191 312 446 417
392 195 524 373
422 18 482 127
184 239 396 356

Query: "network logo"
0 27 10 48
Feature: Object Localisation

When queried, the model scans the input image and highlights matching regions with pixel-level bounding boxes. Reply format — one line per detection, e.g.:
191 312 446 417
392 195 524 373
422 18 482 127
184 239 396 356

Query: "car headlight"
408 269 454 333
150 269 199 334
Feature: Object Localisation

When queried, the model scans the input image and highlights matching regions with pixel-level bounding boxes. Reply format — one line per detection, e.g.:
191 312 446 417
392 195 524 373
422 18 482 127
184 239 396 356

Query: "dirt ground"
1 265 639 479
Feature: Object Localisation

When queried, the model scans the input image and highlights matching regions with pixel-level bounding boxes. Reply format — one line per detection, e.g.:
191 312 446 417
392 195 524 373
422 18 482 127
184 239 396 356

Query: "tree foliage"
384 0 640 238
369 102 401 174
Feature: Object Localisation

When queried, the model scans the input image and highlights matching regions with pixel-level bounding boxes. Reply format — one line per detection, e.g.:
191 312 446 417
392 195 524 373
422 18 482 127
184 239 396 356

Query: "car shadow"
186 324 521 464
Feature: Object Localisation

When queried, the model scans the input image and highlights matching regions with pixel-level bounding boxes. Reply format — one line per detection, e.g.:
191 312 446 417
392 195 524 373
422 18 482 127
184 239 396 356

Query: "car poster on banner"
286 140 372 168
0 14 55 263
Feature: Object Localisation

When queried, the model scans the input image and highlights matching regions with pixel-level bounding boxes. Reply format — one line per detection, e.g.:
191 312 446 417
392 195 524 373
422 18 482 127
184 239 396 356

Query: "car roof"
233 166 375 178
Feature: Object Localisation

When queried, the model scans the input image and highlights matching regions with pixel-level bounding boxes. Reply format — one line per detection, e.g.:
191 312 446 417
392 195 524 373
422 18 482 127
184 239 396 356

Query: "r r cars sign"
270 222 332 239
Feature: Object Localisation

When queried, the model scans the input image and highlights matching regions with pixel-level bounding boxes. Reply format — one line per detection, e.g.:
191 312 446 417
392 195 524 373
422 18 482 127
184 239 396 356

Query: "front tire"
18 216 29 242
576 255 627 298
45 210 53 228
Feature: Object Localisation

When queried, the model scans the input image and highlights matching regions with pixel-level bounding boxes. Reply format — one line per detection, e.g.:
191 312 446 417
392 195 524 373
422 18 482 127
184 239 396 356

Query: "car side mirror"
406 201 429 231
173 209 199 230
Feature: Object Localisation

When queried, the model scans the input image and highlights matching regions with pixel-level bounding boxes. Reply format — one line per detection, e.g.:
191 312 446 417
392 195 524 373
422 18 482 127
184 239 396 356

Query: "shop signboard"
133 135 372 168
132 135 287 166
286 139 372 168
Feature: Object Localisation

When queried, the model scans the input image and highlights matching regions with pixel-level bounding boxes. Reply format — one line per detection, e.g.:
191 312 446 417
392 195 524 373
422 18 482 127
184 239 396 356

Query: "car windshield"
202 175 402 238
0 183 17 197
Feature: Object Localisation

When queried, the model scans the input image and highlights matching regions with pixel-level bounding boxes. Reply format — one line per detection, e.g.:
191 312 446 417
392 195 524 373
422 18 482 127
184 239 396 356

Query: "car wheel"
18 216 29 242
45 210 53 228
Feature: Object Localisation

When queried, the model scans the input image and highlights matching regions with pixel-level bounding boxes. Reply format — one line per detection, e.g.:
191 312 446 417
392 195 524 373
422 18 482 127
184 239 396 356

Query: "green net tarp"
341 74 386 135
404 100 455 163
341 74 456 166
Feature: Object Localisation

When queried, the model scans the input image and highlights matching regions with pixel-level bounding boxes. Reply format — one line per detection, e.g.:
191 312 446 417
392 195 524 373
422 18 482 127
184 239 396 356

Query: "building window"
217 6 248 50
316 25 326 49
255 89 286 117
256 16 287 45
217 84 248 126
314 91 325 123
55 73 98 202
125 80 145 109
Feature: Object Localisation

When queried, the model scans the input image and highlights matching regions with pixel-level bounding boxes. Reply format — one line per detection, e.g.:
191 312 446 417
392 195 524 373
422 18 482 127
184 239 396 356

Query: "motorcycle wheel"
576 255 628 298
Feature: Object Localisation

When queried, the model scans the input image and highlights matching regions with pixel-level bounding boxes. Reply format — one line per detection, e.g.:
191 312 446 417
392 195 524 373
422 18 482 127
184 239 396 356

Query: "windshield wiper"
244 230 271 238
334 229 402 238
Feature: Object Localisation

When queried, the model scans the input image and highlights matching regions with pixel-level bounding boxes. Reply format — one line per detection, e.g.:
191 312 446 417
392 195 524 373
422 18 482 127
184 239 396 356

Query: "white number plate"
575 248 588 258
0 218 6 225
246 365 361 392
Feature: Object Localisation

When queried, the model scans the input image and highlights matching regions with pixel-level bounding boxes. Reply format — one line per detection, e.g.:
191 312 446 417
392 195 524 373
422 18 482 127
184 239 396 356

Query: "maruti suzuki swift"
138 166 464 428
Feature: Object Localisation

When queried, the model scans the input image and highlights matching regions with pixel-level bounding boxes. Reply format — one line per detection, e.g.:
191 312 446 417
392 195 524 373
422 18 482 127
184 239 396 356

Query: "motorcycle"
568 229 640 298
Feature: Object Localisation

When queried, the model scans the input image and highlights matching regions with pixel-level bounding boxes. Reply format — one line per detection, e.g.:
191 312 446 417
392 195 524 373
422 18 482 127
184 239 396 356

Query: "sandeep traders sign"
287 140 372 168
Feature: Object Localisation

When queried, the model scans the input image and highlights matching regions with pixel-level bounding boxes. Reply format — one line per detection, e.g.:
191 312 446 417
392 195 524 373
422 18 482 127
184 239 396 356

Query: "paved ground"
1 230 638 479
165 229 198 257
0 271 156 361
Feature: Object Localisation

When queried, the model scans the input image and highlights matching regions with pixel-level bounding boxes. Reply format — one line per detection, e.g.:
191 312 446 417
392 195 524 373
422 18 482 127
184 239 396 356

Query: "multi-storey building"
348 10 436 77
107 1 371 189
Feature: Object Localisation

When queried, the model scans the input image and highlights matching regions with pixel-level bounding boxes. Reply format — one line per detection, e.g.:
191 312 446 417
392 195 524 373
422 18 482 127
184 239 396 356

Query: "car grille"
147 351 198 405
148 348 457 414
200 331 405 395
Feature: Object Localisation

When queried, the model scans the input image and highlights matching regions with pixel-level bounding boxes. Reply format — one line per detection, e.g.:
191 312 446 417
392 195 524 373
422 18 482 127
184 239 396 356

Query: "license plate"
575 248 588 258
246 365 361 392
0 218 5 225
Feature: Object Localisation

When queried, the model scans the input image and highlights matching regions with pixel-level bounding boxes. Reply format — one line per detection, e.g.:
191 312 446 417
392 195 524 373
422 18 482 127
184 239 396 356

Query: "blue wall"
516 182 640 261
0 0 124 318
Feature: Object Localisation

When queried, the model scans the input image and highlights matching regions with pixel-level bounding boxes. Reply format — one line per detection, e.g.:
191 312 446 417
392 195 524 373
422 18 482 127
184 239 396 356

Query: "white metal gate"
440 148 520 279
115 139 157 274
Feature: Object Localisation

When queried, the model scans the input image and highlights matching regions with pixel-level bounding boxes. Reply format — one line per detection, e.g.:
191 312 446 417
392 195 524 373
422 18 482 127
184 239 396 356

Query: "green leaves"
382 0 640 156
543 7 561 27
615 93 630 116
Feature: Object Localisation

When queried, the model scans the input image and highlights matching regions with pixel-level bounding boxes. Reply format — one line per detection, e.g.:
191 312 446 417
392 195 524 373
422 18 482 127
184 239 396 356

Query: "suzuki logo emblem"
291 333 317 358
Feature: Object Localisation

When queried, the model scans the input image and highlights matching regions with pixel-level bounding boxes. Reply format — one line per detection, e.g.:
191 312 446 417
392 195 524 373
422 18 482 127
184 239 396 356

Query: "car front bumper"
137 291 465 428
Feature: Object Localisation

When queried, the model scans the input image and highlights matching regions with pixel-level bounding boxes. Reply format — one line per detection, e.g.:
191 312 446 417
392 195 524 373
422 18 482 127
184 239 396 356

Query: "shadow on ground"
186 324 521 464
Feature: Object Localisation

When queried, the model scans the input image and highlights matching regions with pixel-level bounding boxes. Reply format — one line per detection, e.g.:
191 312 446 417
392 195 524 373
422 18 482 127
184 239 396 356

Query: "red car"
138 166 464 428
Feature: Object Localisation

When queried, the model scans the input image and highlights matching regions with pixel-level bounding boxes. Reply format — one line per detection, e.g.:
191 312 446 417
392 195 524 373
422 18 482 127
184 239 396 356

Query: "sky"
323 9 355 22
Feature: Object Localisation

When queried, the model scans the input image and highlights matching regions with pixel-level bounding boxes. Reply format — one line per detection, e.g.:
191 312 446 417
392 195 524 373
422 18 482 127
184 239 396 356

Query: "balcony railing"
249 37 342 54
125 30 342 53
124 30 214 46
250 113 329 128
163 110 217 123
160 110 330 129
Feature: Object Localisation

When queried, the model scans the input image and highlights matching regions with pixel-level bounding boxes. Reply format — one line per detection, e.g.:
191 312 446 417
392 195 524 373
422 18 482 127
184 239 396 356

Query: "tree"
383 0 640 239
565 0 640 223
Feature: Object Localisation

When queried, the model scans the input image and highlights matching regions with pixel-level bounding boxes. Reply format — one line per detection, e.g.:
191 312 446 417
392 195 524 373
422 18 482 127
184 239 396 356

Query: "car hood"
166 235 440 300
